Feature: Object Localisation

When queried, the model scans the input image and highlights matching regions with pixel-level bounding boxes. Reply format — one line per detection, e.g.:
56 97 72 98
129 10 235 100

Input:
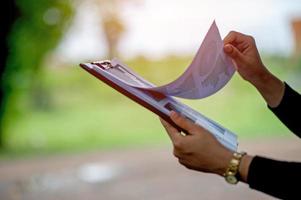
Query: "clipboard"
80 59 238 151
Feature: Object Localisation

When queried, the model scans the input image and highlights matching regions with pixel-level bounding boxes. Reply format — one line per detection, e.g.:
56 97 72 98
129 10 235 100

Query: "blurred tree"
102 14 125 59
0 0 19 147
1 0 74 148
93 0 125 58
93 0 140 58
292 18 301 57
292 18 301 67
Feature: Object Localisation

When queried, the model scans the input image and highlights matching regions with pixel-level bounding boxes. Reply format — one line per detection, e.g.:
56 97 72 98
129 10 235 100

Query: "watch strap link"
224 152 246 184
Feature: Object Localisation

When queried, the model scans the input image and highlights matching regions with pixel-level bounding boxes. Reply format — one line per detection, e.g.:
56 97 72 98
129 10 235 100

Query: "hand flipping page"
111 21 235 99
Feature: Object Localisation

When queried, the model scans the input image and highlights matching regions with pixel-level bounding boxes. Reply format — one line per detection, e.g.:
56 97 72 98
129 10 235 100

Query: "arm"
160 31 301 199
267 83 301 136
223 31 285 108
223 31 301 136
161 112 301 199
248 156 301 199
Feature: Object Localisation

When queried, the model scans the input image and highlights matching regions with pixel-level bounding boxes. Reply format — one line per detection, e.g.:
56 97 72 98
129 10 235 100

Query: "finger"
170 111 198 134
223 44 245 65
173 148 182 158
159 118 182 142
160 118 170 129
178 159 193 170
160 118 177 133
223 31 247 45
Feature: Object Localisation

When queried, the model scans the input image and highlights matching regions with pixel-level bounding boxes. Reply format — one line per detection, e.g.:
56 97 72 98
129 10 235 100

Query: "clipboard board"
80 59 238 151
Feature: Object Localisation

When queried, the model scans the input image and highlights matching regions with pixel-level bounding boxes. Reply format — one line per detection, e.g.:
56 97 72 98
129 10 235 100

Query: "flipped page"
110 21 235 99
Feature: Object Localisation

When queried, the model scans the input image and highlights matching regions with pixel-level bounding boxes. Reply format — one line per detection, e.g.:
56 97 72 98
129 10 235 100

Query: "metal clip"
92 60 112 70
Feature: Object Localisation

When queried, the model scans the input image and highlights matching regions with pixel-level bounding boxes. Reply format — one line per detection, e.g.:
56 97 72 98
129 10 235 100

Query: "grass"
1 55 299 158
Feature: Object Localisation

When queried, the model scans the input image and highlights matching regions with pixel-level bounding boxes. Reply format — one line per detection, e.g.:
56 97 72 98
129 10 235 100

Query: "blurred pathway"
0 137 301 200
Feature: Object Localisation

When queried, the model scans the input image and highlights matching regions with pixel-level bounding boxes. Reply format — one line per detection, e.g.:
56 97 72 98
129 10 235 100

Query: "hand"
223 31 285 107
223 31 269 85
160 111 233 176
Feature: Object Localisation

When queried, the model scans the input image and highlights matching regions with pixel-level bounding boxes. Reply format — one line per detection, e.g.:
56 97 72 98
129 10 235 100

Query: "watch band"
224 152 246 184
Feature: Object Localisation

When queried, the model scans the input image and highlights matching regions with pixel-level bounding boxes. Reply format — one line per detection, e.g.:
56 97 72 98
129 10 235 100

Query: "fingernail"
224 44 232 53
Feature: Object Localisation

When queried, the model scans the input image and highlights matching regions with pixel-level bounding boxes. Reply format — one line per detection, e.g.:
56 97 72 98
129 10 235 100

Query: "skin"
160 31 285 183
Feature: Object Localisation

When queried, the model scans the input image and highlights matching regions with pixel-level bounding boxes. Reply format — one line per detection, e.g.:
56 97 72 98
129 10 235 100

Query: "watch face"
226 175 238 184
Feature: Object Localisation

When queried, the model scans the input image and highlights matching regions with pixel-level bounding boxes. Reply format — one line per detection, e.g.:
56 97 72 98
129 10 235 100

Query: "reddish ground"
0 137 300 200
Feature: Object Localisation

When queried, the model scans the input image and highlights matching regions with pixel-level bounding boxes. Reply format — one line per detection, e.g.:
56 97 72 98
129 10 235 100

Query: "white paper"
111 21 235 99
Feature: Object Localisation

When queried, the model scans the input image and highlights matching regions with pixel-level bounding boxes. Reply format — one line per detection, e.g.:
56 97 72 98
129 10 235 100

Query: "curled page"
111 21 235 99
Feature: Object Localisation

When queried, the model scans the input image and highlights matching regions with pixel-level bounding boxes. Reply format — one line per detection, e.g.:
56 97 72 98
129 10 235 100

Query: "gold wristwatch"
224 152 246 184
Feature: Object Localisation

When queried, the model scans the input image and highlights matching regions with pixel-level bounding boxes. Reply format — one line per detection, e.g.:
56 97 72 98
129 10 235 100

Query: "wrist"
250 70 285 107
215 149 233 176
238 154 253 183
248 66 272 88
223 151 247 184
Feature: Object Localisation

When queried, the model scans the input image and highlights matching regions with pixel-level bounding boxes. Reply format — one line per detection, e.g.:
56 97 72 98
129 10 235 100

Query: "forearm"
252 70 301 135
247 156 301 199
250 69 285 108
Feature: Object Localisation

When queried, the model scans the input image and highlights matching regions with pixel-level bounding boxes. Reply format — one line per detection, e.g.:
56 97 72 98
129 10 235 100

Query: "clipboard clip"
92 60 112 70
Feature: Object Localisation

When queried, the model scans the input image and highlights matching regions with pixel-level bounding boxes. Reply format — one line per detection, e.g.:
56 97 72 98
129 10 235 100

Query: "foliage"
1 0 74 148
4 0 74 111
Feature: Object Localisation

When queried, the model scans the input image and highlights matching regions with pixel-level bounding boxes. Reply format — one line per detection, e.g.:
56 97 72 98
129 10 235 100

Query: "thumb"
223 44 245 65
170 111 198 134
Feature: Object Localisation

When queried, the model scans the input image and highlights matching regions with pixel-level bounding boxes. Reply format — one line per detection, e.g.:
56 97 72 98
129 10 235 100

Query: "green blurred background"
1 0 301 158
